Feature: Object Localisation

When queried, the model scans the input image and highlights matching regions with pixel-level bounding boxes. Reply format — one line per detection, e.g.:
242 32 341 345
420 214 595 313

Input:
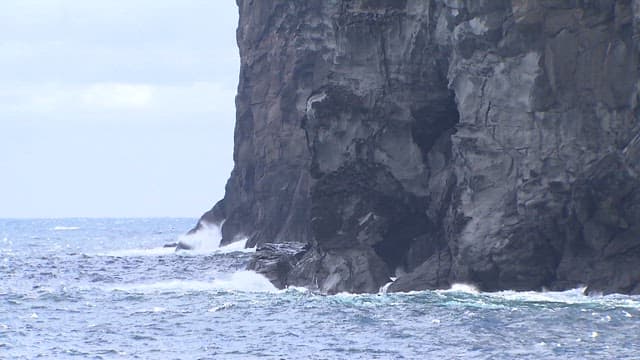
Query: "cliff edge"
195 0 640 294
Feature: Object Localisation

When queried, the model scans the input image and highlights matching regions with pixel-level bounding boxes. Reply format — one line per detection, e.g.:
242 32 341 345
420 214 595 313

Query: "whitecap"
108 271 276 293
209 270 277 292
471 287 640 310
109 280 219 293
485 287 590 305
52 226 80 231
96 246 175 257
438 283 480 294
284 286 310 294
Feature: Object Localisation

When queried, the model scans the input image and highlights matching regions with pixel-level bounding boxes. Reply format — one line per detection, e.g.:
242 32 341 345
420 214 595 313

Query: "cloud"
0 0 240 217
0 81 236 120
82 83 153 109
0 1 239 85
4 82 152 111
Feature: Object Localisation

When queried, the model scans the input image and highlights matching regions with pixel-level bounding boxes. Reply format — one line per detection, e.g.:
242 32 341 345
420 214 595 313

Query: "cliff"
195 0 640 294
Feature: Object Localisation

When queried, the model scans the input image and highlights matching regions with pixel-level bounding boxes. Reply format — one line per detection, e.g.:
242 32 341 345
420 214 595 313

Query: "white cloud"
82 83 153 109
2 82 152 111
0 1 239 85
0 0 240 217
0 81 236 120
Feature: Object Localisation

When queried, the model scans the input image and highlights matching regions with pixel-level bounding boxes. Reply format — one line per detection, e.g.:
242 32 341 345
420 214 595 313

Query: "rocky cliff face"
196 0 640 294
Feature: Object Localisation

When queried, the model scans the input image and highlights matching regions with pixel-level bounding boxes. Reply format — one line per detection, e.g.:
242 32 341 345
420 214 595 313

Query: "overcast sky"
0 0 239 218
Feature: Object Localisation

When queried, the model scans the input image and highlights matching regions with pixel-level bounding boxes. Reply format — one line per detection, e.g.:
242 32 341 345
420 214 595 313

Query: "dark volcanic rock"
388 248 452 292
198 0 640 294
287 247 391 294
247 242 309 289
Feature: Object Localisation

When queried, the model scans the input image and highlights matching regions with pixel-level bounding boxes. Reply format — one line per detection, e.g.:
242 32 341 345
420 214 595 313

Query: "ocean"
1 218 639 359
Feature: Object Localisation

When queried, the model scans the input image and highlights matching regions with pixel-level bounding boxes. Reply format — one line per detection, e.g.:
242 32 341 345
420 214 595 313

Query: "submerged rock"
196 0 640 294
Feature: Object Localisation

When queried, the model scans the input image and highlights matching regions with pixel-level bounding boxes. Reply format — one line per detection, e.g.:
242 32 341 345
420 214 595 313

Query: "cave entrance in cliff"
373 213 431 275
410 90 460 160
373 90 460 275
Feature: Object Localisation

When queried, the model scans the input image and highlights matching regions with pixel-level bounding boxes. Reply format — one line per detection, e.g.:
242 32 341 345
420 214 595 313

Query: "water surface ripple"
1 219 639 359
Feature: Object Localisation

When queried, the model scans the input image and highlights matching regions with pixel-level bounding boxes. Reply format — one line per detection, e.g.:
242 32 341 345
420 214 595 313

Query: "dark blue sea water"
1 218 639 359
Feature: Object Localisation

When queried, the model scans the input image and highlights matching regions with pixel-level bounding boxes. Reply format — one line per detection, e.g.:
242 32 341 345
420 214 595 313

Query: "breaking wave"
108 271 276 293
175 223 223 252
98 246 176 257
432 284 640 309
93 224 253 257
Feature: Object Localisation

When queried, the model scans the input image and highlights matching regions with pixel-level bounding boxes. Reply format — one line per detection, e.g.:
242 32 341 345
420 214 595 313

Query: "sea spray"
93 237 253 257
176 222 223 252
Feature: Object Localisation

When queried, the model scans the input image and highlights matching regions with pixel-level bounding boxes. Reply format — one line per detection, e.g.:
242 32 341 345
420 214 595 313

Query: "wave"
328 282 640 311
173 224 253 254
175 223 222 252
91 224 253 257
97 247 176 257
430 284 640 309
436 283 480 294
52 226 80 231
108 271 276 293
209 270 276 292
215 238 255 254
95 240 254 258
483 288 640 308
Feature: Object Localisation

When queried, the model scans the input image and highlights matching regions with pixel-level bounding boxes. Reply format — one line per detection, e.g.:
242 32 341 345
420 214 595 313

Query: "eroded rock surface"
194 0 640 294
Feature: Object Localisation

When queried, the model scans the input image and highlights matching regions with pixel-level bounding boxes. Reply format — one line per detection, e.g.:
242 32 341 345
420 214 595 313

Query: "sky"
0 0 240 218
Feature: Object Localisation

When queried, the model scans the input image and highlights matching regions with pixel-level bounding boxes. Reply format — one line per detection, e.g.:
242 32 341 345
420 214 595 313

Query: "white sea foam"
93 238 252 258
486 287 590 304
108 271 276 293
53 226 80 231
215 237 255 254
379 281 394 294
284 286 310 293
440 286 640 309
94 223 252 257
175 223 253 254
438 283 480 294
175 223 222 252
110 280 219 292
98 246 175 257
207 270 276 292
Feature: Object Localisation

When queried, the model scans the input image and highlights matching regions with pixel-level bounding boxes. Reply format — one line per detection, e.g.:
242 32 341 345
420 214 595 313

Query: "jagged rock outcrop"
245 242 309 288
194 0 640 294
